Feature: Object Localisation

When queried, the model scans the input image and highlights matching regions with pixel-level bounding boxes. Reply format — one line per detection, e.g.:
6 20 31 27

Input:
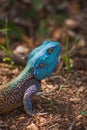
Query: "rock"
65 19 78 29
14 45 29 54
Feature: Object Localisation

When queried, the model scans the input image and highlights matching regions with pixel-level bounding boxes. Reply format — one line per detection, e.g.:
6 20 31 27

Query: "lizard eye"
39 63 44 68
48 48 54 54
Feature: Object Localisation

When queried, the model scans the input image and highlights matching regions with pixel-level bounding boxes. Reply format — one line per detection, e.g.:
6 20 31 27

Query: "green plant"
80 111 87 116
62 36 72 73
31 0 44 10
0 19 14 64
62 36 79 73
0 19 24 39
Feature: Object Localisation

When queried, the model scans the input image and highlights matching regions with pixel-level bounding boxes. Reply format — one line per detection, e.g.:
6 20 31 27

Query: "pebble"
14 45 29 54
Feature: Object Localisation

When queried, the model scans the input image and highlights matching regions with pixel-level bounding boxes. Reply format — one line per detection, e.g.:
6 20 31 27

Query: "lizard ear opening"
38 63 44 68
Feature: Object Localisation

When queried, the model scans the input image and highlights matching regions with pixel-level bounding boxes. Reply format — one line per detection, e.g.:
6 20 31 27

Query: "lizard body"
0 40 61 115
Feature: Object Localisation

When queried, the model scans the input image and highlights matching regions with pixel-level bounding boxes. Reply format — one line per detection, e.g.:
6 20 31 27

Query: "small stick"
0 51 27 67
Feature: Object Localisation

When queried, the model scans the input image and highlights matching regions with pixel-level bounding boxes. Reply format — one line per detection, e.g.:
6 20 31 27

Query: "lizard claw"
30 110 47 116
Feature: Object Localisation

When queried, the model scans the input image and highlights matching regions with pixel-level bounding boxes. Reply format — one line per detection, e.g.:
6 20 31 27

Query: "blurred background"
0 1 87 130
0 0 87 46
0 0 87 67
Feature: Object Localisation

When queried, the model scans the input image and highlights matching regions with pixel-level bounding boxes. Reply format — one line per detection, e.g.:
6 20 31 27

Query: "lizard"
0 40 61 115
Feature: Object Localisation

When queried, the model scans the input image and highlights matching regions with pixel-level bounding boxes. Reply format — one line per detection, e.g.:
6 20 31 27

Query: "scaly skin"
0 40 61 115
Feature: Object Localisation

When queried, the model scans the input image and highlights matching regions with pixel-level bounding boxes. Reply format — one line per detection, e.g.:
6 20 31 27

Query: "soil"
0 1 87 129
0 56 87 130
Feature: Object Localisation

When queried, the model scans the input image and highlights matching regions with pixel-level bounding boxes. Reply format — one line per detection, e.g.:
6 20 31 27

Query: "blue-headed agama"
0 40 61 115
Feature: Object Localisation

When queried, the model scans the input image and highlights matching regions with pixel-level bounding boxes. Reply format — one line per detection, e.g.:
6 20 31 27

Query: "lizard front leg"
23 80 41 115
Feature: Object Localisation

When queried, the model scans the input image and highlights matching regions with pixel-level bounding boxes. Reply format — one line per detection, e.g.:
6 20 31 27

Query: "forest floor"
0 45 87 130
0 1 87 129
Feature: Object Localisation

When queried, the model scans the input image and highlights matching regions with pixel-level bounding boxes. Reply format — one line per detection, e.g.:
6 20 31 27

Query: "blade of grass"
65 35 69 55
80 111 87 116
0 28 10 32
73 37 79 45
0 19 14 65
0 45 9 54
64 35 71 73
3 57 14 65
5 19 11 56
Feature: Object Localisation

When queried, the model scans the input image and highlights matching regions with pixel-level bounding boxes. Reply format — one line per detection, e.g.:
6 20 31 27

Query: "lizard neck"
10 64 34 87
17 65 33 81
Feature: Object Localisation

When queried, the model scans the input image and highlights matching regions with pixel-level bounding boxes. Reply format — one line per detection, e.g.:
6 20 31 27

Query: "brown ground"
0 1 87 129
0 52 87 130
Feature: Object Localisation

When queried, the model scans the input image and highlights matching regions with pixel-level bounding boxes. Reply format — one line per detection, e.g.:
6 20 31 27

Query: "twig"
68 120 76 130
0 51 27 67
0 117 9 130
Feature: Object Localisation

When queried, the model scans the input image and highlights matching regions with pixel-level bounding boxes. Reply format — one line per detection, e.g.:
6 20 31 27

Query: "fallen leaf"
26 123 39 130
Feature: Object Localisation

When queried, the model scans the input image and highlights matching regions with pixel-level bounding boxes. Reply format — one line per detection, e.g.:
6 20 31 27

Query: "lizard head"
27 40 62 80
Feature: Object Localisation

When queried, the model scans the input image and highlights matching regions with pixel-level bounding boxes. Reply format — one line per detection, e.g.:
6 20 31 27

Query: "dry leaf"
26 123 39 130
